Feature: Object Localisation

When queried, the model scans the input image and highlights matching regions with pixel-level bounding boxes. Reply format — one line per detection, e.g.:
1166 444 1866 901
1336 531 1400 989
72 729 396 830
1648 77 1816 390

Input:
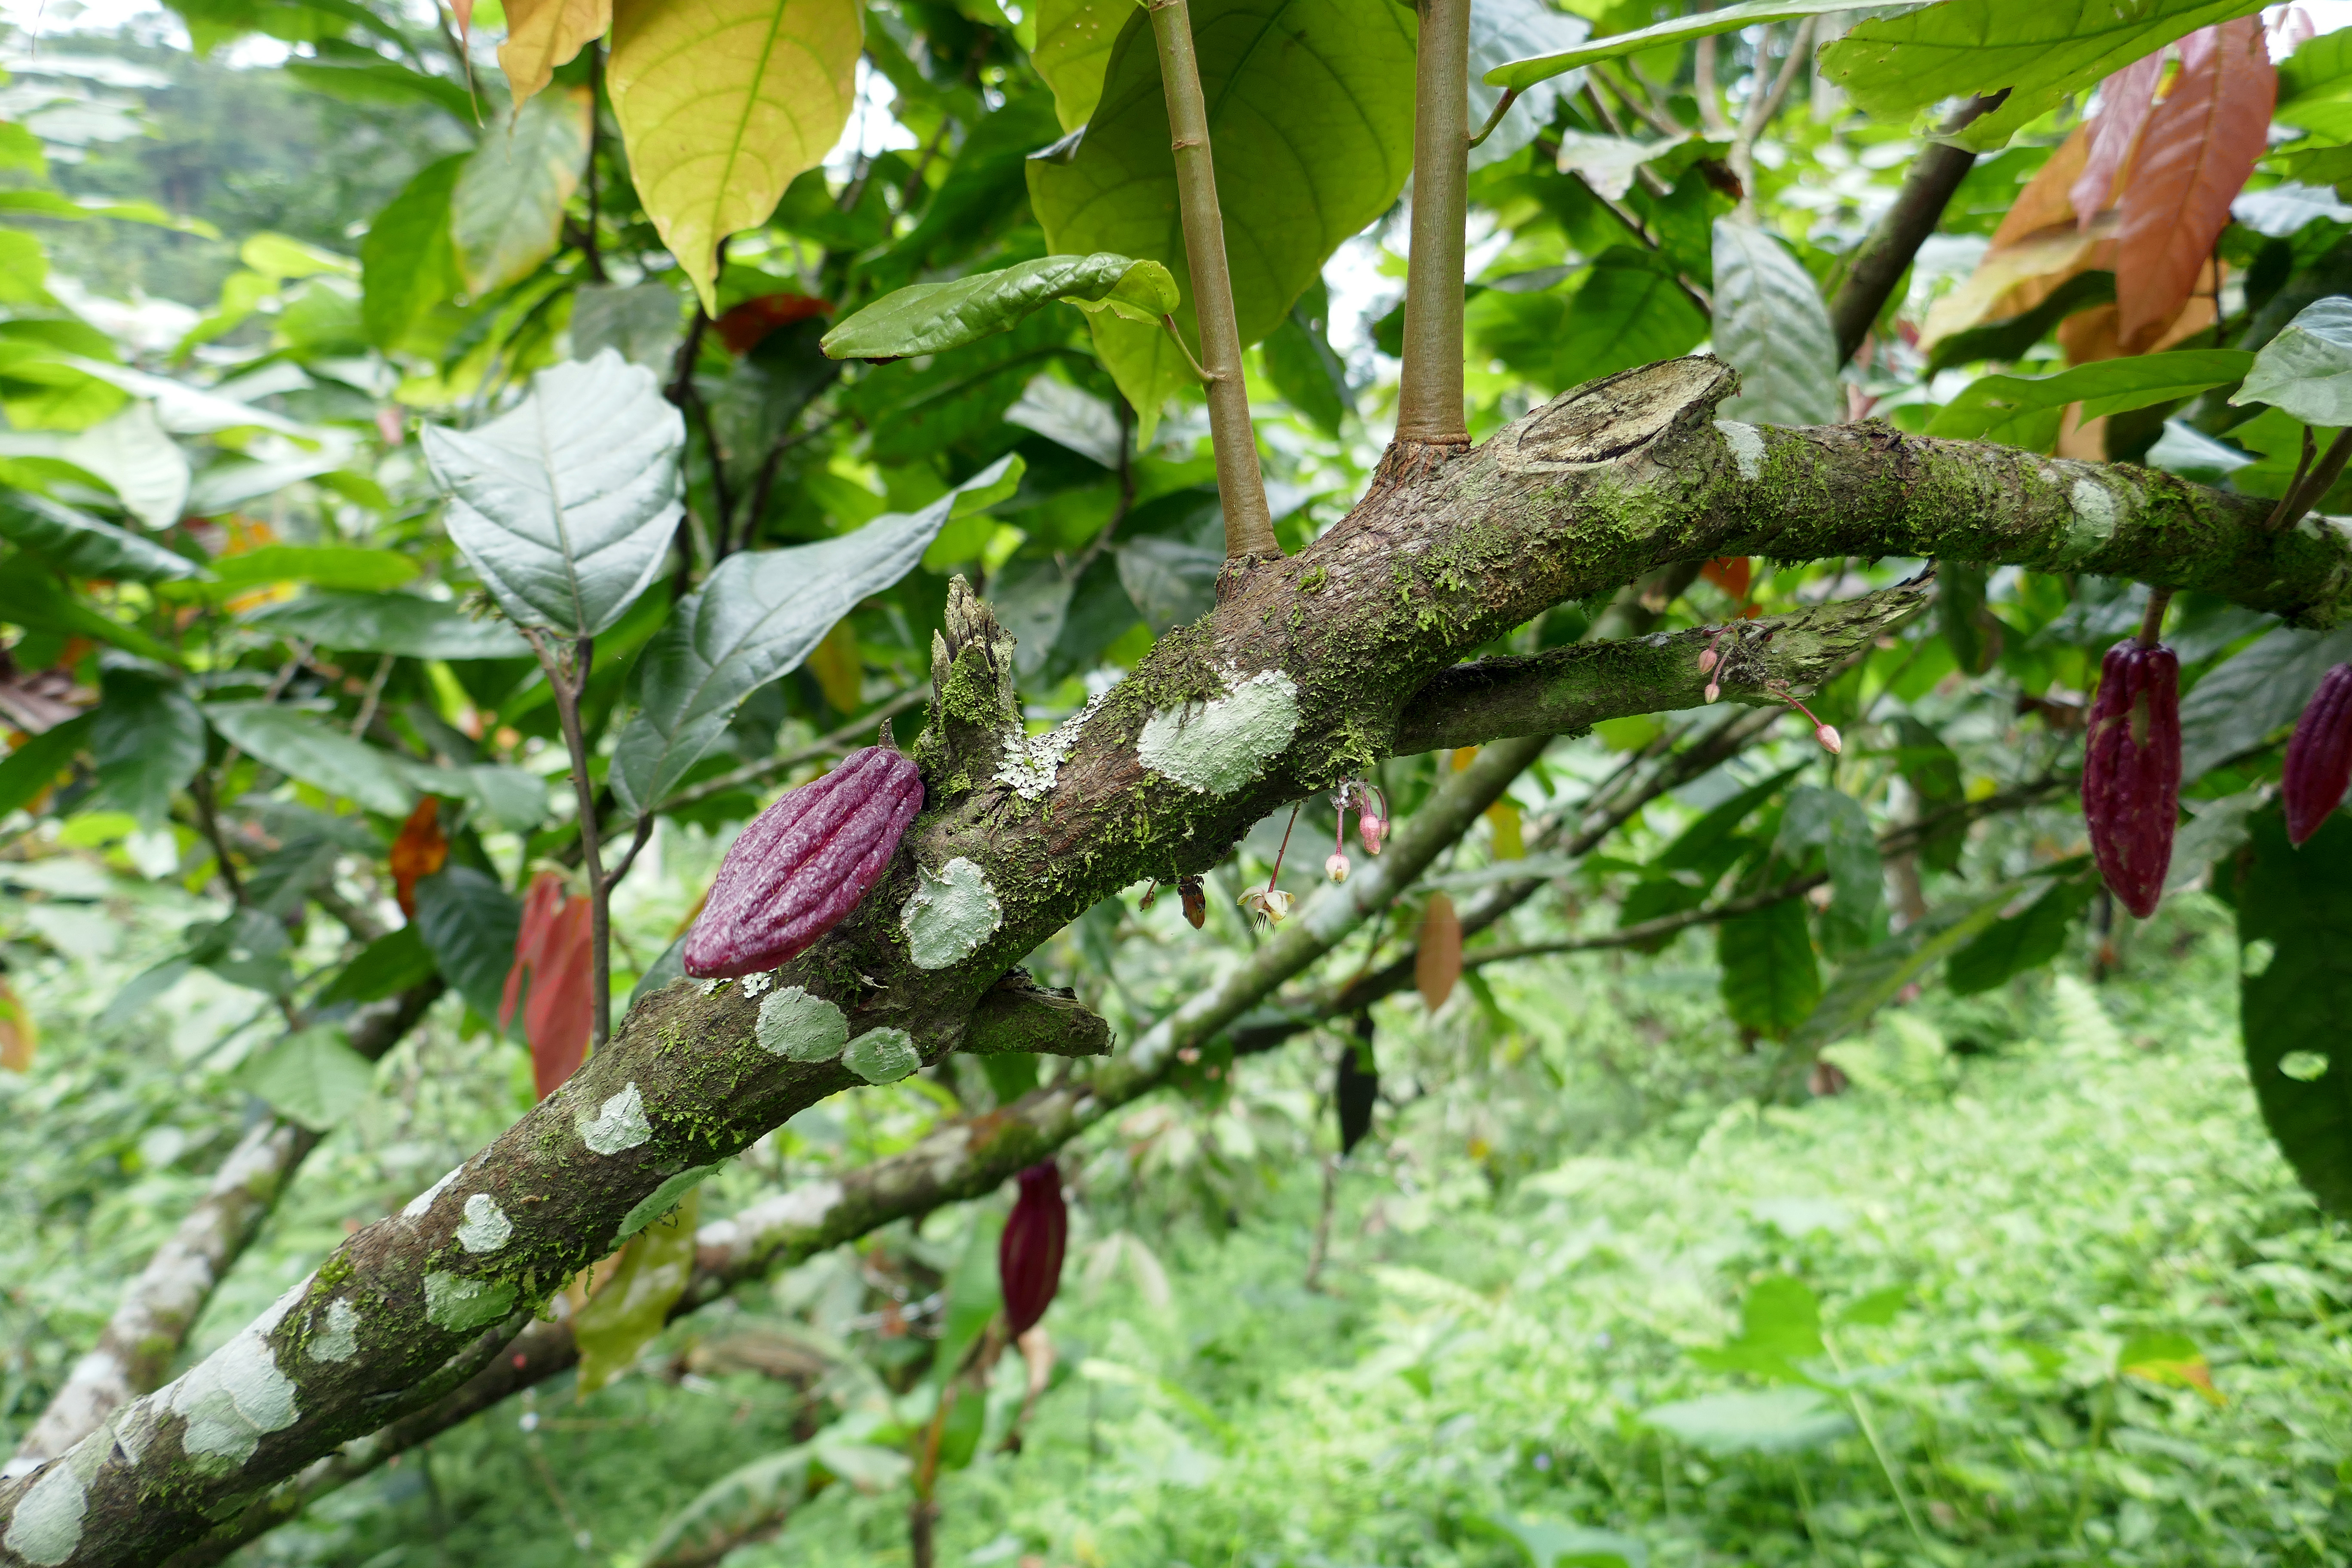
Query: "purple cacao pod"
2285 664 2352 846
2082 639 2181 919
998 1161 1067 1337
683 745 923 979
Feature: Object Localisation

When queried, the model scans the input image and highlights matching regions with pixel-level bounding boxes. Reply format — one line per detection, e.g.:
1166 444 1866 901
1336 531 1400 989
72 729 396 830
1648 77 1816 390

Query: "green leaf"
823 254 1179 361
0 492 200 582
2235 296 2352 428
1946 874 2096 995
1027 0 1416 431
1470 1513 1647 1568
411 865 523 1023
1641 1387 1854 1455
1777 786 1882 956
361 153 466 352
1117 535 1222 635
315 925 438 1009
1926 270 2115 375
94 668 205 831
1556 247 1709 390
1717 898 1821 1038
2237 808 2352 1214
1661 763 1810 872
0 565 181 665
1926 349 2254 448
421 351 686 638
241 1024 376 1131
208 545 419 594
285 51 476 123
1484 0 1883 89
1032 0 1124 131
1821 0 2270 153
610 455 1023 814
203 702 416 815
242 590 533 659
1892 714 1967 872
1712 220 1839 427
642 1445 823 1568
1262 279 1351 436
2179 625 2352 778
576 1188 701 1393
60 403 190 530
1465 0 1589 170
450 87 591 295
1791 885 2014 1051
408 763 550 834
0 188 219 235
609 0 863 312
1689 1274 1824 1380
0 713 92 817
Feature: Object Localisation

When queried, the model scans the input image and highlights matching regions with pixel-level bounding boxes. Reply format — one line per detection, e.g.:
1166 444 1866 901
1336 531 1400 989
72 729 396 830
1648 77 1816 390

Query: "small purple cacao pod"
2082 639 2181 919
998 1161 1067 1337
683 745 923 978
2285 663 2352 846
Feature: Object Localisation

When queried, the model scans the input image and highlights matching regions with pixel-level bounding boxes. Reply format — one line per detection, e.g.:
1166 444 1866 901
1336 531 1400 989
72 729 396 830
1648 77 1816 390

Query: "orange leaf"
1700 556 1752 601
2116 20 2274 354
2072 53 2165 230
388 798 450 919
714 292 830 355
1416 893 1462 1012
0 979 34 1072
501 872 596 1097
1990 123 2094 251
500 871 566 1034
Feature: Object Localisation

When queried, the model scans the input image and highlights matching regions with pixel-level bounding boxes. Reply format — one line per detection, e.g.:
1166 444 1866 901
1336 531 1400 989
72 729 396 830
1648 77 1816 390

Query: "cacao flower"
683 745 923 978
2082 638 2181 918
998 1161 1067 1337
1325 851 1351 883
2285 663 2352 845
1697 645 1720 676
1814 723 1842 756
1238 884 1294 925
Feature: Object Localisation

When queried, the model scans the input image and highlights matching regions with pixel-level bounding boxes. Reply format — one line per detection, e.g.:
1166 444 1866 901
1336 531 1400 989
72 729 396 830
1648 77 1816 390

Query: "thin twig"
349 655 394 739
523 628 612 1047
1730 19 1815 224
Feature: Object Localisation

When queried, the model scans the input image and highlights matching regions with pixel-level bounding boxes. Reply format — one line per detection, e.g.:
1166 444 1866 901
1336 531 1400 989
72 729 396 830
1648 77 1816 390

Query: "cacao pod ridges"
2284 663 2352 847
2082 639 2182 919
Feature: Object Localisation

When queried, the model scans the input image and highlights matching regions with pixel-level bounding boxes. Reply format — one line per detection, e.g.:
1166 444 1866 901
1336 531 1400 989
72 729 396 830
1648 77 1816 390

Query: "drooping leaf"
823 254 1179 361
1717 898 1821 1038
0 978 35 1072
1893 713 1969 871
609 454 1021 814
412 864 524 1022
0 491 201 582
1820 0 2271 153
420 349 686 638
241 1024 376 1131
1483 0 1888 91
60 402 189 530
503 871 595 1096
576 281 690 367
360 153 465 352
1923 269 2115 375
450 86 593 294
389 798 450 918
1926 348 2254 447
608 0 863 312
92 667 204 831
1792 885 2013 1050
575 1186 702 1392
204 702 416 815
1777 786 1882 955
1417 892 1463 1011
499 0 611 110
2236 807 2352 1213
1262 279 1350 436
285 47 477 123
1116 535 1221 635
2235 295 2352 427
242 590 534 659
2178 625 2352 778
1711 220 1839 427
1946 873 2097 994
1026 0 1415 430
2115 20 2275 353
315 925 437 1009
0 563 179 665
802 618 863 714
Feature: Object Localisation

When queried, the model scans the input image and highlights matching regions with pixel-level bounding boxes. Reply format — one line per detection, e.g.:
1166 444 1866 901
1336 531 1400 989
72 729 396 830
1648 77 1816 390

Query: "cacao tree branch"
1828 95 2000 365
12 358 2352 1566
1396 0 1471 447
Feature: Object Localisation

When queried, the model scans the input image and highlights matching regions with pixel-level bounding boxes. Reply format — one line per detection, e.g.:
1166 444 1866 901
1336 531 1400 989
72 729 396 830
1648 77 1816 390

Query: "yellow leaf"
499 0 612 111
574 1185 701 1393
0 979 34 1072
805 618 863 713
1485 800 1523 861
609 0 862 314
451 87 592 294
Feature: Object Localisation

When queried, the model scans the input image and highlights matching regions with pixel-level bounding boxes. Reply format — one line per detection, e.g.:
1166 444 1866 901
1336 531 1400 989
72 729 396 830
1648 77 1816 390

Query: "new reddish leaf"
502 870 595 1098
2072 53 2165 230
388 797 450 919
714 292 830 355
2116 21 2275 354
1701 556 1752 601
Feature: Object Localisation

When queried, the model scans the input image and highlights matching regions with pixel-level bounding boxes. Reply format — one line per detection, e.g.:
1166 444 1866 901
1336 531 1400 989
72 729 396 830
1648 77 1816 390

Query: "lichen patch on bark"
1135 669 1301 796
753 986 850 1062
901 858 1004 969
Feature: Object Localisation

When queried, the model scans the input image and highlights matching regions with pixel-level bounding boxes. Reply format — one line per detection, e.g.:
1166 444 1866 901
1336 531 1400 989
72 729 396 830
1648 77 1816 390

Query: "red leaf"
389 798 450 919
1700 556 1752 601
499 872 565 1034
714 292 830 355
500 871 595 1097
2071 53 2165 230
2116 20 2275 354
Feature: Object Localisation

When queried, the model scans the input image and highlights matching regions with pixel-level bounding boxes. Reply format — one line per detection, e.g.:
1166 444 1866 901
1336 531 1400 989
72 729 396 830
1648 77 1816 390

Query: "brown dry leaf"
499 0 611 113
2116 20 2274 353
805 618 864 714
2072 53 2166 230
0 979 35 1072
388 797 450 918
1920 227 2107 348
1416 893 1462 1011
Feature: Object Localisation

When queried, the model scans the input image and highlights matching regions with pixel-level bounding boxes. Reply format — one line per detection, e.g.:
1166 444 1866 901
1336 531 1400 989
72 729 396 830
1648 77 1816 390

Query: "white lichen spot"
423 1271 518 1334
1135 668 1300 796
741 971 774 998
1714 419 1766 481
900 858 1004 970
308 1298 360 1363
2062 476 2119 564
754 986 850 1062
995 692 1106 800
3 1460 85 1565
697 977 722 995
578 1082 652 1155
843 1027 920 1084
401 1164 465 1221
455 1193 513 1254
168 1324 299 1467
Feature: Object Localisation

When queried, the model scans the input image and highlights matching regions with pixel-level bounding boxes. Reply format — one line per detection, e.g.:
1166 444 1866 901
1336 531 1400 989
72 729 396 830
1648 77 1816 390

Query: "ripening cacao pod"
2082 639 2181 919
998 1161 1068 1337
2284 664 2352 846
1336 1016 1378 1156
683 745 923 979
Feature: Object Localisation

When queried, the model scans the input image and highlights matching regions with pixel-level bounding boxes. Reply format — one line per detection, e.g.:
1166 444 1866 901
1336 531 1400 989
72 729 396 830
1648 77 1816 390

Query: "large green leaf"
1945 873 2095 995
93 667 205 830
0 712 92 817
1820 0 2271 152
1027 0 1416 429
609 0 863 312
420 350 685 638
1641 1388 1853 1456
243 590 534 659
610 455 1023 815
1792 885 2012 1051
0 492 200 582
1556 248 1708 393
1032 0 1124 131
411 865 523 1023
1926 349 2254 448
2177 625 2352 778
204 701 416 815
207 545 418 594
360 153 465 352
824 254 1177 360
1777 786 1882 956
241 1024 377 1131
2235 296 2352 428
315 925 438 1010
449 87 591 295
1717 898 1822 1038
0 564 180 665
1712 220 1839 427
2237 808 2352 1214
61 402 190 530
1484 0 1893 90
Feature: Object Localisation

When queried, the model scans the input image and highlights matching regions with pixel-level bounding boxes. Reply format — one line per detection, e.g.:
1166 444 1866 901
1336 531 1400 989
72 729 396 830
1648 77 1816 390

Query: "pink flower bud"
1326 851 1351 883
1698 646 1719 676
1705 680 1721 704
1359 811 1385 856
1816 723 1842 755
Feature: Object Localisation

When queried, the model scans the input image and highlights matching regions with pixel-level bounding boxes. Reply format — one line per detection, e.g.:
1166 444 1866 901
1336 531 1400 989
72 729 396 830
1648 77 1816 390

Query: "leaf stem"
527 628 613 1048
1144 0 1278 560
1396 0 1470 447
2137 585 2174 648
